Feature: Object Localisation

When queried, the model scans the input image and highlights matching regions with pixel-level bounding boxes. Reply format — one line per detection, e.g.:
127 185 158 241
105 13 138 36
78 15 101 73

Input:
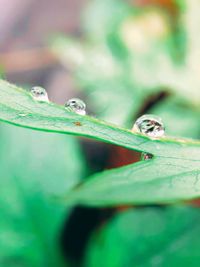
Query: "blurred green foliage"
52 0 200 137
85 207 200 267
0 124 85 266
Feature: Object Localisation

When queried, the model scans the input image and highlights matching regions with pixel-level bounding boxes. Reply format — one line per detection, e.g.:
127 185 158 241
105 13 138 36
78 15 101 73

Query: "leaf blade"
0 79 199 156
1 79 200 206
65 156 200 206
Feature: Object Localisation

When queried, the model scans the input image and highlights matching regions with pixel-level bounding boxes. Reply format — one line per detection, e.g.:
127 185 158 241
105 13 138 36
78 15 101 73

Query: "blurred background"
1 0 200 266
0 0 86 103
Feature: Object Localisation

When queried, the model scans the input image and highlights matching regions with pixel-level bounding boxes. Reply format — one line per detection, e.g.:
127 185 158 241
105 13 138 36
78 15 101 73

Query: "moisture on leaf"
0 79 200 207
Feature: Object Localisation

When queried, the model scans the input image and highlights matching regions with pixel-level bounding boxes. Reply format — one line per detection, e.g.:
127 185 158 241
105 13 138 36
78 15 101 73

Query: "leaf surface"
0 79 200 206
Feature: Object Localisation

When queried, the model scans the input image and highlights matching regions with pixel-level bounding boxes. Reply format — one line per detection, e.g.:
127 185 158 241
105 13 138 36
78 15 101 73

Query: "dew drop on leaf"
133 114 165 138
65 98 86 115
141 152 153 161
31 86 49 102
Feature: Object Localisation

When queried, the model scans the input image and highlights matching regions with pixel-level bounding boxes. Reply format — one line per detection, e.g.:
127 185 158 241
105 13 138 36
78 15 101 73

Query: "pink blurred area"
0 0 86 103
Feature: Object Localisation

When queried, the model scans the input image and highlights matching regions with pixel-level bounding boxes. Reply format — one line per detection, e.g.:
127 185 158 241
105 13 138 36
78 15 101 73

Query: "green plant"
1 0 200 266
0 79 200 205
0 77 200 266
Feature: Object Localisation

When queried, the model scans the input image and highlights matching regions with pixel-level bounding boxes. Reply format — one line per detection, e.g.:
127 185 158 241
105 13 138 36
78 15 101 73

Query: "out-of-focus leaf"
52 0 200 128
51 36 142 125
51 0 178 115
85 207 200 267
0 124 85 266
126 0 200 107
83 0 130 48
150 97 200 139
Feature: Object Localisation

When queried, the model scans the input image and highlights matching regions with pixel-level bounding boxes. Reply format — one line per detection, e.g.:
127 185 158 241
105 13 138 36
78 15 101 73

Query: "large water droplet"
65 98 86 115
31 86 49 102
133 114 165 138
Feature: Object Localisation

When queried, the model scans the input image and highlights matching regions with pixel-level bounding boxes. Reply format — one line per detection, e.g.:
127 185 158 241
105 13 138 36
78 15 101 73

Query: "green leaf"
0 79 200 206
66 154 200 206
0 79 171 155
0 124 84 266
0 79 199 154
85 207 200 267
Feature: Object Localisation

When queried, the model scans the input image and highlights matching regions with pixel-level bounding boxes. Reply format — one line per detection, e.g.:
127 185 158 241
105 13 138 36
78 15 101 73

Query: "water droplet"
65 98 86 115
141 153 153 161
31 86 49 102
133 114 165 138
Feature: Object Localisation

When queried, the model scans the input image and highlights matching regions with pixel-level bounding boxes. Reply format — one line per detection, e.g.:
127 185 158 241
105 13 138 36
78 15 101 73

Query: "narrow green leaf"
0 79 199 154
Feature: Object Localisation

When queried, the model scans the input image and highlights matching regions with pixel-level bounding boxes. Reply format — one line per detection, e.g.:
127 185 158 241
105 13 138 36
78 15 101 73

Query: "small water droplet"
141 153 153 161
31 86 49 102
65 98 86 115
133 114 165 138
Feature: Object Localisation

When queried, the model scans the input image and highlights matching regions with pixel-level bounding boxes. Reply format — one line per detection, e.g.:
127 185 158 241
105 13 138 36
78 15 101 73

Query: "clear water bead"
133 114 165 138
31 86 49 102
65 98 86 115
141 153 153 161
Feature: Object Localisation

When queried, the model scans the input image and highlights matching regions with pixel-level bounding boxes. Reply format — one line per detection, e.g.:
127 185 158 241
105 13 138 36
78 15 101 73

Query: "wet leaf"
0 79 200 206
